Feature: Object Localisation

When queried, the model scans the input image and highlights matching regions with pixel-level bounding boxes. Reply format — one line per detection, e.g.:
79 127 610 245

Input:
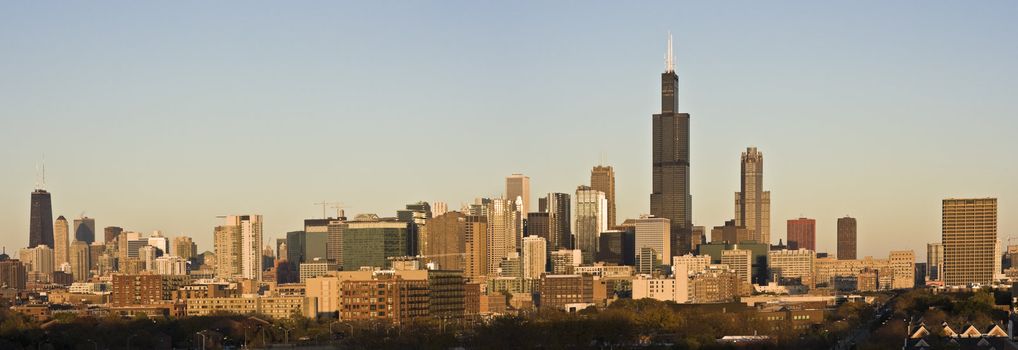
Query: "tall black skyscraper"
29 189 54 248
650 34 692 256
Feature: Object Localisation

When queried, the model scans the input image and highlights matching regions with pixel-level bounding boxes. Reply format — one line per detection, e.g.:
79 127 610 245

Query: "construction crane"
313 201 345 219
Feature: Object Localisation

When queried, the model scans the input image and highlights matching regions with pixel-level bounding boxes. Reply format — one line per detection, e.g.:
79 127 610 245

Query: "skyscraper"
837 217 857 260
54 216 69 267
215 215 263 281
484 198 521 276
464 215 488 279
172 236 197 260
506 174 531 214
734 147 770 244
544 193 572 250
73 216 96 244
69 240 90 282
574 186 607 264
942 198 997 286
650 34 693 257
590 165 617 228
29 189 54 248
786 218 816 251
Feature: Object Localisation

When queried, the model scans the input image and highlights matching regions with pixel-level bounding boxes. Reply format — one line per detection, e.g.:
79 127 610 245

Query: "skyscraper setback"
29 189 54 249
650 34 692 257
590 165 616 228
734 147 770 244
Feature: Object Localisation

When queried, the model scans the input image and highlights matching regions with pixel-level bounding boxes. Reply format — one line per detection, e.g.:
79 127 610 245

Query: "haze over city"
2 2 1014 260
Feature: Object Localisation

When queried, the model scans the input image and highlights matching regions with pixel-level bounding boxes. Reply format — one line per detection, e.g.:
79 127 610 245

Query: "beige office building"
889 250 915 289
506 174 531 214
590 165 617 228
942 198 997 286
54 216 70 267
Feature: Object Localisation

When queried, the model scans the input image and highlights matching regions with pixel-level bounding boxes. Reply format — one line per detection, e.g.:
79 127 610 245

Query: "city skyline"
2 2 1016 261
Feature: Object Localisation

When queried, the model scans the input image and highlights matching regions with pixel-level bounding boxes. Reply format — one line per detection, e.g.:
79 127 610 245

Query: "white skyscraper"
522 236 547 279
573 186 607 264
485 198 520 276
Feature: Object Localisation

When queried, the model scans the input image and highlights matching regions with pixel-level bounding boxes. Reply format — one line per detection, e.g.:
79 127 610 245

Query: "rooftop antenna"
665 31 675 73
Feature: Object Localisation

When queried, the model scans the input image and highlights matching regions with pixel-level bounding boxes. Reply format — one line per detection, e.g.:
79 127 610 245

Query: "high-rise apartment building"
786 218 816 251
506 174 531 214
544 193 572 250
837 217 857 260
54 216 69 267
464 215 488 279
942 198 997 286
650 34 693 257
484 198 522 276
734 147 770 244
590 165 617 228
29 189 54 249
927 242 943 281
522 236 547 279
73 216 96 244
214 215 263 281
550 249 582 275
635 216 671 269
574 186 607 264
18 245 54 280
424 212 467 271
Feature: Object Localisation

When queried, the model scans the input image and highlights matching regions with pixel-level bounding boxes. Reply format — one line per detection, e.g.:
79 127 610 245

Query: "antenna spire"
665 31 675 73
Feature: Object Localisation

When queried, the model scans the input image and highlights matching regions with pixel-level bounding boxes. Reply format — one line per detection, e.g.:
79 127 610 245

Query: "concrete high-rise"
837 217 857 260
650 34 693 257
942 198 997 286
734 147 770 244
73 216 96 244
54 216 70 267
172 236 197 260
29 189 54 248
574 186 607 264
590 165 617 228
506 174 531 214
522 236 547 279
786 218 816 251
464 215 488 279
484 198 521 276
215 215 263 281
69 240 90 282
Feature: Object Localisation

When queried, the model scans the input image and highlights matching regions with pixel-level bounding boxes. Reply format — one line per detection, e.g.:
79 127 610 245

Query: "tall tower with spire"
650 32 693 256
29 162 53 249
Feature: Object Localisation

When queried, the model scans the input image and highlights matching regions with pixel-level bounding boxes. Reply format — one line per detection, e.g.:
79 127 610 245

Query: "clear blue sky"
1 1 1015 260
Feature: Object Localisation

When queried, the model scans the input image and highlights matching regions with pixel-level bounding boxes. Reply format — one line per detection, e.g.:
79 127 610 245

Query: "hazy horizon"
2 1 1015 260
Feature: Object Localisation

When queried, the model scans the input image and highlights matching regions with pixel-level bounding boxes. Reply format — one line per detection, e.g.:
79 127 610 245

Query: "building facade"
837 217 857 260
590 165 617 228
574 186 607 264
734 147 771 245
786 218 816 251
942 198 997 286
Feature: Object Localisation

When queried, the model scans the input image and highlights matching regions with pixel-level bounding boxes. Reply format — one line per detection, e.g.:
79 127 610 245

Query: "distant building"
111 274 189 307
699 241 770 284
104 226 123 244
464 215 488 279
506 173 531 214
424 212 467 271
186 295 317 319
836 217 857 260
73 216 96 244
711 220 751 244
574 186 607 264
343 219 408 270
690 267 740 303
550 249 582 275
635 216 671 269
69 240 90 282
538 274 600 310
543 193 572 250
786 218 816 251
889 250 916 289
590 165 617 228
522 236 547 279
299 260 339 282
172 236 197 261
29 189 54 249
768 249 815 287
722 249 752 286
734 147 771 245
0 257 27 290
598 228 635 266
54 216 70 267
942 198 997 286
